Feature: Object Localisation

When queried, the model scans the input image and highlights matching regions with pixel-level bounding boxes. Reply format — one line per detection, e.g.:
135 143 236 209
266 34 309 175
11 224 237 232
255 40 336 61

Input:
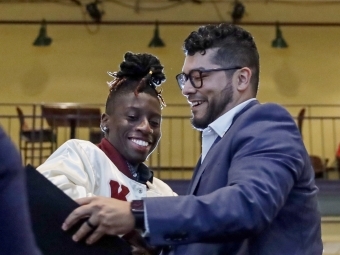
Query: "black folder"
25 164 132 255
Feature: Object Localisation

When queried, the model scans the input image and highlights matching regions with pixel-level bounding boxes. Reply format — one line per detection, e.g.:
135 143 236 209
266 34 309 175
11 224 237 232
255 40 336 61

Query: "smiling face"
181 49 239 130
101 91 162 166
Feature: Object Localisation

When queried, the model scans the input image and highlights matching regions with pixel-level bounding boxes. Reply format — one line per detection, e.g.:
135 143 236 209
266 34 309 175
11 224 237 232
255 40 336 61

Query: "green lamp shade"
148 21 165 48
33 20 52 47
272 23 288 48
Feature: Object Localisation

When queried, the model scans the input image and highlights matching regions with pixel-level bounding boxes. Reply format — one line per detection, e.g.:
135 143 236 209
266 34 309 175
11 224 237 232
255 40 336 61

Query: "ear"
101 113 109 127
235 67 252 92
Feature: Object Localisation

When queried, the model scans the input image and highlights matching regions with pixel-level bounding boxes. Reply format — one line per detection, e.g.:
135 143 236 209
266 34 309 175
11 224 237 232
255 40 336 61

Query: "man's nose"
137 118 153 134
181 79 196 96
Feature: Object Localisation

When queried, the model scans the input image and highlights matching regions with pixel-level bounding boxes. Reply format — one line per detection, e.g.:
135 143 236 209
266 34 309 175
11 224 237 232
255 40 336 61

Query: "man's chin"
191 117 208 131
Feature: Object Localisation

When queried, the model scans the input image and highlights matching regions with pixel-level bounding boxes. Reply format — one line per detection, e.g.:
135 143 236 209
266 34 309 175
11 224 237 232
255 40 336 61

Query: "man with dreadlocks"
37 51 175 254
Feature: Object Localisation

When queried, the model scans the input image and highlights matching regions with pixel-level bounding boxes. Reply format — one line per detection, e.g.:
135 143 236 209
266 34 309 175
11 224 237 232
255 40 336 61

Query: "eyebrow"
125 106 161 117
182 66 206 73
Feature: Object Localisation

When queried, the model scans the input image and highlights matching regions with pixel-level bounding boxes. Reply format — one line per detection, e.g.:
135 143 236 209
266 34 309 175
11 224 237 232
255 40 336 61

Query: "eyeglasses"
176 66 243 90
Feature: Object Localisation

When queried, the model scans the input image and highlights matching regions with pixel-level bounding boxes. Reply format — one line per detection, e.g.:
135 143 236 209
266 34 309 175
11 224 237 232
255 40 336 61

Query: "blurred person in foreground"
61 24 323 255
38 52 176 255
0 126 42 255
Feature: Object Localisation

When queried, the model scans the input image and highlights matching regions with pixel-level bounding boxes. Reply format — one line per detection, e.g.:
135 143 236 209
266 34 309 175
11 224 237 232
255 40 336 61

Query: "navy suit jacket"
145 101 323 255
0 126 42 255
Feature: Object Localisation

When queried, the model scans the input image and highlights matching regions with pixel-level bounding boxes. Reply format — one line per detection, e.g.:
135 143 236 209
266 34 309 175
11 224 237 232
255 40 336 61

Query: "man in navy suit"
0 126 41 255
62 24 323 255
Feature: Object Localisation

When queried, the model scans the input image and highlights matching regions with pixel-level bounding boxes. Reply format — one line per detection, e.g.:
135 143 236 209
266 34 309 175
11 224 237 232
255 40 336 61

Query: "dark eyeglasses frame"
176 66 243 90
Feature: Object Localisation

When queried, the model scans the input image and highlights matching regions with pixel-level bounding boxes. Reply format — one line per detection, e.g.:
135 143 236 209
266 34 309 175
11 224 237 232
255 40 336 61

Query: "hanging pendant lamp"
272 22 288 48
148 20 165 48
33 19 52 47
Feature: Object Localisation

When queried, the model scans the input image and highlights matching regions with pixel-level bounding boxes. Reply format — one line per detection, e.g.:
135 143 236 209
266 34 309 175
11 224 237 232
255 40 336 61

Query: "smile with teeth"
131 138 149 147
191 101 203 107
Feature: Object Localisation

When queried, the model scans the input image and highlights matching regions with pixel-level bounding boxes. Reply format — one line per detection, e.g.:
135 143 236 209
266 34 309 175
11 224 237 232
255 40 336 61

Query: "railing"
1 102 340 179
283 104 340 174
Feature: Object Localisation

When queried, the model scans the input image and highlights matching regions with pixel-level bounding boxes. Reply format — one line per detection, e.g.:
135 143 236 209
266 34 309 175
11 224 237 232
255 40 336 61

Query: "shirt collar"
206 98 256 137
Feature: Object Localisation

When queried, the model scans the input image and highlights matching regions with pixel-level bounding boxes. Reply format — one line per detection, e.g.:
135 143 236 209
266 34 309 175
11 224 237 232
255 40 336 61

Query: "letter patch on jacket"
110 180 130 201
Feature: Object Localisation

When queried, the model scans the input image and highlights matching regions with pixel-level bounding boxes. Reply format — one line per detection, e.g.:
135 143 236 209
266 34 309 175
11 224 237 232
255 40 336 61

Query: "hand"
61 196 135 245
123 230 161 255
131 245 160 255
146 181 163 197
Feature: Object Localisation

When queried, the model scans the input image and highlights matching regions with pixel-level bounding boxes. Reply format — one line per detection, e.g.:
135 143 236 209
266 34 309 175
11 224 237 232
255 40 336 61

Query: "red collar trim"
97 138 134 179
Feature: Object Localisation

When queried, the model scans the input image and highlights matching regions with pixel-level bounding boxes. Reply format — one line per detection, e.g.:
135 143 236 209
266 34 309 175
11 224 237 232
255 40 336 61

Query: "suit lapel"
188 100 259 195
186 157 201 194
189 136 221 194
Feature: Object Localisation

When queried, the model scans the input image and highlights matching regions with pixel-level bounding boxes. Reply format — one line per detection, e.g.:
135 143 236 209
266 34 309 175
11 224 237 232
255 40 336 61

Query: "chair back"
310 155 326 178
16 107 29 131
297 108 306 135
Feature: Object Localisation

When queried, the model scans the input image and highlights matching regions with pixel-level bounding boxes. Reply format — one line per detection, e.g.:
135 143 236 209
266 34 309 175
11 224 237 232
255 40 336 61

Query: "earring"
100 125 108 133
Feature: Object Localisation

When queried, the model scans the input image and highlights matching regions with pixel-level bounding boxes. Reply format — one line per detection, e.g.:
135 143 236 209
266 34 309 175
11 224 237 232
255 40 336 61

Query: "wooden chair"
89 128 104 144
16 106 57 166
310 155 328 179
297 108 329 178
297 107 306 135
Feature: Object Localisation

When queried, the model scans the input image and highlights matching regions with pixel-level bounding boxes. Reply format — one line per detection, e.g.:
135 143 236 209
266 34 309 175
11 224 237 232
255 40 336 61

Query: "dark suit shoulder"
233 102 295 125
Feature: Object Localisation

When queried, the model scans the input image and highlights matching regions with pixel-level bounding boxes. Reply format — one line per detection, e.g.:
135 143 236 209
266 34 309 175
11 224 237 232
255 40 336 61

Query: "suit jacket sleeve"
0 127 42 255
144 103 313 245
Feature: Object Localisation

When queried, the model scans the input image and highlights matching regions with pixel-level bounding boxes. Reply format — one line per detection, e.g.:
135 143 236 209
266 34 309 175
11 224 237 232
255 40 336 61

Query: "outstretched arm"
62 196 135 244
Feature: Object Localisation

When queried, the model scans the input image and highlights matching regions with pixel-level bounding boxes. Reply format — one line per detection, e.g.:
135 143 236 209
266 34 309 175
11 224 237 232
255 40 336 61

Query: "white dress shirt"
201 98 256 162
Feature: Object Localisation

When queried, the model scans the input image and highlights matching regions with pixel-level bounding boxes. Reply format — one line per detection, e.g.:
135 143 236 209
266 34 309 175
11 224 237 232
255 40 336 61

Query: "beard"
191 82 234 130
